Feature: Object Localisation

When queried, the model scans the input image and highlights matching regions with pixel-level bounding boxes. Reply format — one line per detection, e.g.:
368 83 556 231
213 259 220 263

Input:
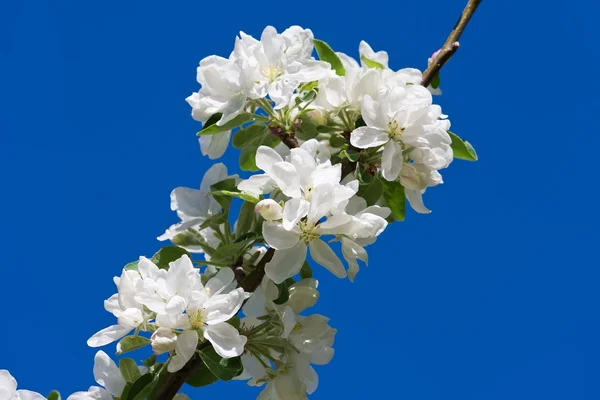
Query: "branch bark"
155 2 482 398
420 0 483 87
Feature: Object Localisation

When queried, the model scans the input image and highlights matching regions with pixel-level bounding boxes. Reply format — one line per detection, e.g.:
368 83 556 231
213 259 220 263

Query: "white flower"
0 370 45 400
289 315 336 365
87 257 165 348
67 351 147 400
158 163 235 252
234 26 331 109
135 255 248 371
359 41 389 68
255 199 283 221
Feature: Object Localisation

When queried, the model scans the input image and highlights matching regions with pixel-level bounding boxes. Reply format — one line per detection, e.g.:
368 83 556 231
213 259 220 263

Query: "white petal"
17 391 50 400
270 162 301 198
350 126 389 149
265 242 307 284
168 330 199 373
255 146 283 175
0 370 17 397
255 199 283 221
199 130 231 160
67 387 112 400
217 94 245 126
205 268 235 297
237 174 275 196
93 350 126 396
282 198 309 230
381 141 403 181
170 187 206 219
309 239 346 278
204 288 247 325
406 189 431 214
204 323 247 358
262 221 300 250
87 325 131 347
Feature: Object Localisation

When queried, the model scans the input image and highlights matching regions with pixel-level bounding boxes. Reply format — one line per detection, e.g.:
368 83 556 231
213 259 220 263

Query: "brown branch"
421 0 483 87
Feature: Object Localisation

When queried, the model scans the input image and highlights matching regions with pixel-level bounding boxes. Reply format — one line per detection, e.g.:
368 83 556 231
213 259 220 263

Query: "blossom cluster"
1 24 477 400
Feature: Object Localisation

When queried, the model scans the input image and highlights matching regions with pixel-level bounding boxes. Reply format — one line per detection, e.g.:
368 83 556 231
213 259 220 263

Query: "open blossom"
158 163 235 253
134 255 248 371
0 370 45 400
67 351 147 400
87 257 165 348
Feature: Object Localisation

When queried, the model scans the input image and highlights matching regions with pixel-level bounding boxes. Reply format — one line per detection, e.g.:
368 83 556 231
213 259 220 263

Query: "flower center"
299 221 319 243
387 119 404 139
262 65 282 82
189 309 206 330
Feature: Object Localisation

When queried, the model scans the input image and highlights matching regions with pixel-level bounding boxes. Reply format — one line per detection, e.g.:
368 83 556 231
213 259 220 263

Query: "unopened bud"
255 199 283 221
151 327 177 354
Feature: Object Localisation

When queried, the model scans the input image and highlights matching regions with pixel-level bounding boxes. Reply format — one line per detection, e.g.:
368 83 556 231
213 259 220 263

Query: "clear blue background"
1 1 598 399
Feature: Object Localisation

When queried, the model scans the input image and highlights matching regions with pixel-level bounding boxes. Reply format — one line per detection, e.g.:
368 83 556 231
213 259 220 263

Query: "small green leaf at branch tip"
198 113 254 136
120 358 142 383
360 55 385 70
382 180 406 222
47 391 61 400
116 336 151 355
448 131 478 161
313 39 345 76
232 124 267 149
431 73 441 89
199 347 243 381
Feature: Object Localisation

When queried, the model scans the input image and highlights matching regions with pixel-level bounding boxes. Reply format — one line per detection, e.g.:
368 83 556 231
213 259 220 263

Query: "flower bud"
255 199 283 221
151 327 177 354
115 308 143 329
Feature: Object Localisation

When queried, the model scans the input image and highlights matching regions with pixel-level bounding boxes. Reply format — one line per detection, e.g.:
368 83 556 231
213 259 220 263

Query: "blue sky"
0 0 598 399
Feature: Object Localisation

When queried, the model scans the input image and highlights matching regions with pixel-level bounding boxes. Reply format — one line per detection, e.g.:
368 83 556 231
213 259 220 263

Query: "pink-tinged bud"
255 199 283 221
151 328 177 354
428 49 442 65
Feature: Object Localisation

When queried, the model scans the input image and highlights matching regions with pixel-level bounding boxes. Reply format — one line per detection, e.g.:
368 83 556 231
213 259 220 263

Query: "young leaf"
199 347 243 381
236 201 256 239
232 124 267 149
273 280 290 305
210 178 238 215
431 73 441 89
357 176 384 206
239 146 259 171
123 374 154 400
300 261 313 279
329 133 346 148
186 363 220 387
151 246 191 269
360 55 385 70
382 180 406 221
340 148 361 162
171 229 215 255
47 391 61 400
208 190 260 204
198 113 254 136
116 336 151 355
313 39 345 76
296 114 319 140
448 131 478 161
120 358 142 383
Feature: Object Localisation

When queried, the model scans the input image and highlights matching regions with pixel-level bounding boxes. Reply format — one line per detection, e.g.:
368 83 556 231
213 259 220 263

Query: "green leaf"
116 336 151 355
151 246 191 269
123 373 154 400
186 362 220 387
355 116 366 128
239 146 259 171
227 315 241 330
313 39 345 76
210 178 238 215
120 358 142 383
448 131 478 161
300 261 313 279
431 73 441 89
296 114 319 140
357 176 384 206
340 148 361 162
236 201 256 239
316 125 341 134
360 55 385 70
208 190 260 204
211 238 257 265
198 113 254 136
273 280 290 305
47 391 61 400
232 124 267 149
329 133 346 148
199 347 243 381
124 260 140 271
143 354 157 367
382 180 406 221
171 229 215 256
